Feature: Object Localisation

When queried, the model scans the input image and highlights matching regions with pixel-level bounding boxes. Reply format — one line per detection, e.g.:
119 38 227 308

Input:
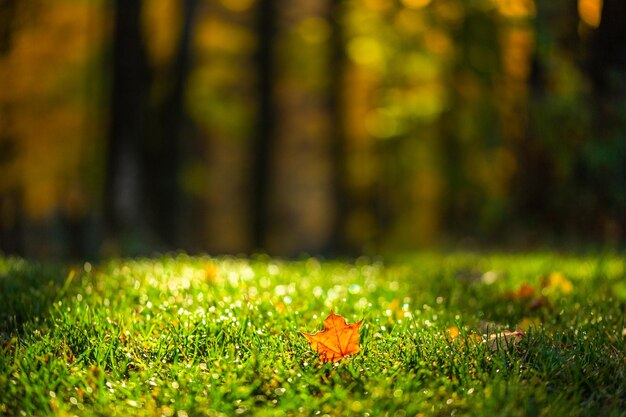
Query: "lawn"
1 252 625 416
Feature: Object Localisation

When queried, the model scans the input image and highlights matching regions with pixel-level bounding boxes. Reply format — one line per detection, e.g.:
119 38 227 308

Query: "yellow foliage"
502 27 534 81
143 0 181 66
347 36 385 70
401 0 432 10
495 0 536 19
363 0 394 12
0 1 101 219
220 0 255 12
297 17 331 44
195 16 256 55
578 0 603 28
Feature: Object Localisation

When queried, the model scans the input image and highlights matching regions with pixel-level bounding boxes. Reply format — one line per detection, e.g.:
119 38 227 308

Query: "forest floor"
1 252 625 416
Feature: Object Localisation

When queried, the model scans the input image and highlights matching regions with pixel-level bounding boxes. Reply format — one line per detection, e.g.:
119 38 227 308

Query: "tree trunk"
145 0 198 249
251 0 276 251
0 0 22 254
105 0 150 251
586 0 626 240
328 0 351 255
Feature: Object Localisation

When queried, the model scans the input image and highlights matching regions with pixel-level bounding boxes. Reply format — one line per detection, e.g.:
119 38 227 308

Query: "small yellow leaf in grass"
204 263 218 283
516 317 541 331
447 326 460 339
542 272 573 295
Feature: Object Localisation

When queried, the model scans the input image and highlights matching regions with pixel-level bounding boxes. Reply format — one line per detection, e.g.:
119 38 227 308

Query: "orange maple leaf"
301 310 363 363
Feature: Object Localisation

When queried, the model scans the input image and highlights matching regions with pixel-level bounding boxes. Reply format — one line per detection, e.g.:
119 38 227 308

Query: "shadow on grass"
0 257 74 335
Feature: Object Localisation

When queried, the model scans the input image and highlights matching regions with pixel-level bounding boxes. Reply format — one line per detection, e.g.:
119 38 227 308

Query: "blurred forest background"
0 0 625 259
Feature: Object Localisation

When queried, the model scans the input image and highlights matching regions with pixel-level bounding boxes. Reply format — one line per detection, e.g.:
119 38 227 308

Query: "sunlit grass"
1 252 625 416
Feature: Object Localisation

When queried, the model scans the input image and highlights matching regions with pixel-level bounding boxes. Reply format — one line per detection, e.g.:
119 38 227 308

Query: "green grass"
1 252 625 416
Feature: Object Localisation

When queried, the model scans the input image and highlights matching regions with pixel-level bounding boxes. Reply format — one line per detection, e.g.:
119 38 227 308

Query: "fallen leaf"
516 317 541 331
301 311 363 363
204 263 218 283
447 326 460 338
542 272 573 295
486 330 524 352
504 282 535 299
516 282 536 298
529 296 548 310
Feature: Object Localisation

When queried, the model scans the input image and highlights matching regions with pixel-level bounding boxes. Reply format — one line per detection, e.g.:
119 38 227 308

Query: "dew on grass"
350 401 363 412
268 264 280 275
349 284 362 294
355 297 369 310
313 287 323 298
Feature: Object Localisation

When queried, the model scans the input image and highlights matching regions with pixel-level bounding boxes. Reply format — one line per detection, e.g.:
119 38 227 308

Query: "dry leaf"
516 282 536 298
447 326 460 338
542 272 573 295
505 282 535 299
516 317 541 331
486 330 524 351
301 310 363 363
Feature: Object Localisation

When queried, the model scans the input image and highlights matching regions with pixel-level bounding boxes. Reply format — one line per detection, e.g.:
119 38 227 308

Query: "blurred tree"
0 0 104 258
105 0 151 252
329 0 351 254
266 0 336 255
144 0 199 248
186 1 256 254
0 0 624 258
252 0 276 252
0 0 17 54
584 0 626 240
0 0 21 254
0 141 22 255
439 4 503 239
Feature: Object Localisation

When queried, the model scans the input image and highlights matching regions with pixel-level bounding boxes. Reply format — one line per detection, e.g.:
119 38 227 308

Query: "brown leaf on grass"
505 282 535 299
504 282 549 311
301 311 363 363
486 330 525 352
446 324 525 351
